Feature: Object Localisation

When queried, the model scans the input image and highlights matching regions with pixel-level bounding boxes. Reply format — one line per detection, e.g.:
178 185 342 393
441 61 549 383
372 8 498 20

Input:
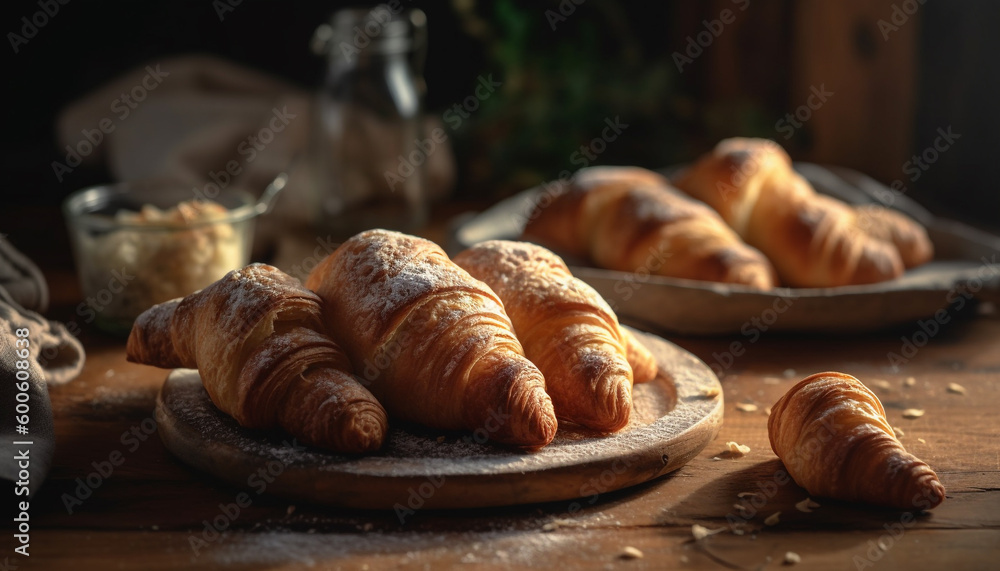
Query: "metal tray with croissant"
451 138 1000 334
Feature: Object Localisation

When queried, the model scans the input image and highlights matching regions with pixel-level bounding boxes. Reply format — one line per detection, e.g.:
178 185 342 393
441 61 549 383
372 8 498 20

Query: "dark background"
2 0 998 232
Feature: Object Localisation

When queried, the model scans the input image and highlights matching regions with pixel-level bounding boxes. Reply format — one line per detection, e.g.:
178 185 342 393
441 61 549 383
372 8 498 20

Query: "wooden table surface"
17 253 1000 571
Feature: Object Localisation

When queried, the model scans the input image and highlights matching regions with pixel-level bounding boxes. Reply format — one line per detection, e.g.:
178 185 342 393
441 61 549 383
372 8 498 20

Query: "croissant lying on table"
673 138 934 288
127 264 389 453
768 372 945 510
306 229 558 448
522 166 777 289
454 240 657 432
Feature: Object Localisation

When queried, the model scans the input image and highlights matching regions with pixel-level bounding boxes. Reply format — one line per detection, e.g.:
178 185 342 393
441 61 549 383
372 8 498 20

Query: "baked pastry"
454 240 654 432
127 263 388 453
620 328 658 385
768 372 945 510
522 166 776 289
305 230 558 448
673 138 933 287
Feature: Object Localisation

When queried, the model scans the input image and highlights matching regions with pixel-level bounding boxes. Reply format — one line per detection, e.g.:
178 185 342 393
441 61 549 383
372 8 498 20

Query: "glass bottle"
309 7 428 242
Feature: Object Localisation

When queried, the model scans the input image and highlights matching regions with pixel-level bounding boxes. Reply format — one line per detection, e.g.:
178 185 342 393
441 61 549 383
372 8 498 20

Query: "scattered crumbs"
783 369 796 378
877 539 889 551
784 551 801 565
691 524 724 540
737 492 762 500
698 386 721 399
680 555 690 563
869 379 892 391
736 402 759 413
726 442 751 457
734 503 751 516
542 518 574 532
893 427 905 439
711 456 722 461
150 525 159 531
903 377 917 387
620 546 644 560
436 435 446 443
362 522 373 531
795 498 820 513
902 408 925 419
461 553 476 563
495 550 509 561
286 505 296 516
764 407 772 416
918 438 926 444
104 369 115 378
947 382 967 395
764 512 781 526
733 529 744 536
763 377 782 385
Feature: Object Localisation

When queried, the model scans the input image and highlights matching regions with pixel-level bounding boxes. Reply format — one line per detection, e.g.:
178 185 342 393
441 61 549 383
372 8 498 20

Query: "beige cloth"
57 55 454 250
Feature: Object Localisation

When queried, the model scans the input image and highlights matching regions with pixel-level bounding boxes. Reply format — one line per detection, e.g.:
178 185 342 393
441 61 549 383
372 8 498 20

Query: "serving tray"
450 163 1000 334
155 327 723 510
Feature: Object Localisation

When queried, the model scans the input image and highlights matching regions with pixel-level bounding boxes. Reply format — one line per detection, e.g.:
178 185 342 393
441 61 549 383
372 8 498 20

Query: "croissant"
305 230 558 448
127 263 388 453
673 138 933 287
454 240 653 432
522 166 777 289
620 328 658 384
768 372 945 510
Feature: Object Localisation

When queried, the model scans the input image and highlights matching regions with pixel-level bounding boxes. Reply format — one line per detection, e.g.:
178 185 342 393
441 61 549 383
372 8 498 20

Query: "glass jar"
309 7 428 242
63 181 257 335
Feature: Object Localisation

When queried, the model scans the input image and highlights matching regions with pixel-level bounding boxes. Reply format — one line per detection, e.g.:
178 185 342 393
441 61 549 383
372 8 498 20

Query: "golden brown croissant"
454 240 647 431
768 372 945 510
305 230 558 448
673 138 933 287
522 166 777 289
620 328 658 384
127 263 388 453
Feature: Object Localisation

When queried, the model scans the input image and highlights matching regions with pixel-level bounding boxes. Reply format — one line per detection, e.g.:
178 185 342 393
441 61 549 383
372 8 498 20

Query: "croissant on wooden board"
521 166 777 289
305 229 558 448
673 138 934 288
127 263 388 454
454 240 657 432
768 372 945 510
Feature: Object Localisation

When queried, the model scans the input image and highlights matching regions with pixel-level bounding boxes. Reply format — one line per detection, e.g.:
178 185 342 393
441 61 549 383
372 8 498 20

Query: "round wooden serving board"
155 327 723 510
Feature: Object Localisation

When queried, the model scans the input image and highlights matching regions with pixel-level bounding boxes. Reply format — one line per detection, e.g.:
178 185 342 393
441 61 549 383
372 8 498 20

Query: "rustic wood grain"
25 297 1000 570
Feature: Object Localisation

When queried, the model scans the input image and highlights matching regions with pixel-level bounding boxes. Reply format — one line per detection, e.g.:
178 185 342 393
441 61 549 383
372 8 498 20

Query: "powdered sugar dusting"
158 329 722 505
